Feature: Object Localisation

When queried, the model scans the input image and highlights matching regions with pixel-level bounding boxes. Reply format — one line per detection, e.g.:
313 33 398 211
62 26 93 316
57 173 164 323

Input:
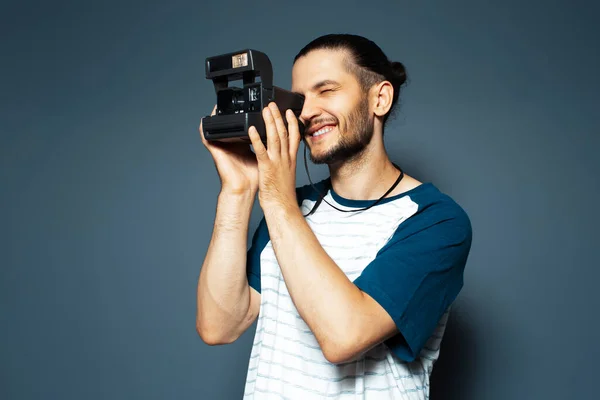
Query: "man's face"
291 49 374 165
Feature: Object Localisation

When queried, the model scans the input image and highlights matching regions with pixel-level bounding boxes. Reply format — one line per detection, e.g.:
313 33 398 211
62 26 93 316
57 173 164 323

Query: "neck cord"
302 144 404 217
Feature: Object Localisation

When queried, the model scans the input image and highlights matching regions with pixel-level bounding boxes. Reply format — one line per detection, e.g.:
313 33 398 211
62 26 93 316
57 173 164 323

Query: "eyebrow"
293 79 341 95
311 79 340 90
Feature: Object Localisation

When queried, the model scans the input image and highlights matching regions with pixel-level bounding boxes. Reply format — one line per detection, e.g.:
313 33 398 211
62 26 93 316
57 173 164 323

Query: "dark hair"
293 33 408 127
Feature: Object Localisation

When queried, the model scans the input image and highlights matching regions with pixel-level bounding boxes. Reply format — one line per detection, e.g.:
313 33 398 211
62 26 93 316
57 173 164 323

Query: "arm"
196 190 260 345
263 202 471 364
263 204 396 363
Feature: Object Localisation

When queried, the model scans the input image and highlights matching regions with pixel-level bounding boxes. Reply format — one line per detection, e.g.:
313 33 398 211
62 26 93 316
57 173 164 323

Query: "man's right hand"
199 105 259 195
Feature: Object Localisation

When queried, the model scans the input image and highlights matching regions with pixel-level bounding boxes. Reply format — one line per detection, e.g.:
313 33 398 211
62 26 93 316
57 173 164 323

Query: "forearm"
197 190 257 343
263 203 366 357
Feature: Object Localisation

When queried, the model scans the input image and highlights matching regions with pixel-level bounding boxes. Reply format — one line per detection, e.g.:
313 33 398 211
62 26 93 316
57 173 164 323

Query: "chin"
308 148 340 165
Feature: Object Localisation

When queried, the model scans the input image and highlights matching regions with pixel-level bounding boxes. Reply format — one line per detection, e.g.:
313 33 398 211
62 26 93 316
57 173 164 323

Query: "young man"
197 34 472 399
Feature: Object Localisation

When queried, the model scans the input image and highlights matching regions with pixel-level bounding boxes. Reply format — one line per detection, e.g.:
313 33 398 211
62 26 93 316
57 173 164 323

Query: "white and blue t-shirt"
243 179 472 399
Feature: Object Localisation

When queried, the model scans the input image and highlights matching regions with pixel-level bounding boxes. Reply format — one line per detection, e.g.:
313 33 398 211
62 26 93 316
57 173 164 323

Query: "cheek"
325 96 354 129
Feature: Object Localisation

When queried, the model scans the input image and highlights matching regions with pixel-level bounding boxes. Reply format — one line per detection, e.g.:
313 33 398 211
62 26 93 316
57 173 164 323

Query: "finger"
199 104 218 147
268 102 289 158
262 106 280 157
286 109 301 158
248 125 268 161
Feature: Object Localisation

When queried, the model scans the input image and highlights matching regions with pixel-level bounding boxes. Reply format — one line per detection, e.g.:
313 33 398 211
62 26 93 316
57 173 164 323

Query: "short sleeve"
352 204 472 362
246 217 270 294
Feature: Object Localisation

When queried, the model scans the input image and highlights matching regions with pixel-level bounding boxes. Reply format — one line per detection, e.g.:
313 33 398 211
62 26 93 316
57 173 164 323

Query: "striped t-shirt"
243 179 472 399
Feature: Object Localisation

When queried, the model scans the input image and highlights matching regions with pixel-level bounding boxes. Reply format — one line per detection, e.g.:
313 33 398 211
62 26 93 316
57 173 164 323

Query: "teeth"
313 126 334 137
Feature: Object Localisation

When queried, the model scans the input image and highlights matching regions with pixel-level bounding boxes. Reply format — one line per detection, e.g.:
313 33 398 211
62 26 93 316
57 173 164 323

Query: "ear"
371 81 394 117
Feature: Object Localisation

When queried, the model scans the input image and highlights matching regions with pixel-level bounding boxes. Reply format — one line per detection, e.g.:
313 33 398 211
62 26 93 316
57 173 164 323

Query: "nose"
299 98 321 126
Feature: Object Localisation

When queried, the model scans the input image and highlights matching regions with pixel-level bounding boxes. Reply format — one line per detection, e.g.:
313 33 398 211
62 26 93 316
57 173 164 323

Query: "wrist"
261 198 300 219
219 187 257 200
217 189 256 216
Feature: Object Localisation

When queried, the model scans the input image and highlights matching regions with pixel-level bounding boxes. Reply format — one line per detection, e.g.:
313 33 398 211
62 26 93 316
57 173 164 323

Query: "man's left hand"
248 102 302 212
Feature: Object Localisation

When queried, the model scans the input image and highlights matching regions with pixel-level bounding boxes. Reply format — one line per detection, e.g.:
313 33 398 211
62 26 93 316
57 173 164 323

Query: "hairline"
294 47 387 94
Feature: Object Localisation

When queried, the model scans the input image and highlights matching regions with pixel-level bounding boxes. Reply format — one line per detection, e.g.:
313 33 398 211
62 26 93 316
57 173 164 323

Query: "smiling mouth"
307 125 336 141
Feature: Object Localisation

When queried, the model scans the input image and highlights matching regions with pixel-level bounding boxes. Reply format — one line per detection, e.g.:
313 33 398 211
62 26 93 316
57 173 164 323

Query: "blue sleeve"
352 203 472 362
246 217 270 294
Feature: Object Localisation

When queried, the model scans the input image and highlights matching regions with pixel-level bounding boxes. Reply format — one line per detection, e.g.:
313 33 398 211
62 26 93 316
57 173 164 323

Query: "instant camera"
201 49 305 144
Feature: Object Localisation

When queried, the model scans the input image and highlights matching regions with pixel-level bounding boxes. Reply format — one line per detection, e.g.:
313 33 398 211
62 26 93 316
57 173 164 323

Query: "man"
196 33 472 399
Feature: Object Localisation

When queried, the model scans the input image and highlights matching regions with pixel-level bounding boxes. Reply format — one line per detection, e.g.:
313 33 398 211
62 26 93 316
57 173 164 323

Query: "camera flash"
232 53 248 68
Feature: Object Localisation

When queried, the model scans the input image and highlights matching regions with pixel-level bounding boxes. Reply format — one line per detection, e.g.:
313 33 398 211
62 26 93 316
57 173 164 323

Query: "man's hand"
248 102 302 212
199 105 259 195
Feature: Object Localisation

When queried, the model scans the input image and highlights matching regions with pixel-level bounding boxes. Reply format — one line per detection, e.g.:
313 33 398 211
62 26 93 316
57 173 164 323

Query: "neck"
327 133 400 201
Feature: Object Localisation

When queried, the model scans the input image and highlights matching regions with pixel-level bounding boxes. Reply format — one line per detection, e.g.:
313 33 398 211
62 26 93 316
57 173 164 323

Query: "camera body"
201 49 305 144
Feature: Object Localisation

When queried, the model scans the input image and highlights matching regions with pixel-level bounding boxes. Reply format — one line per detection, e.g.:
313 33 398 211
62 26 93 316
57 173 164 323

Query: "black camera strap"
302 145 404 217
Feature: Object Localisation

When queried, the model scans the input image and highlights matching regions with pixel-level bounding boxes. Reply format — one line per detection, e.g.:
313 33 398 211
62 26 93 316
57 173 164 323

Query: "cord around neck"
302 145 405 217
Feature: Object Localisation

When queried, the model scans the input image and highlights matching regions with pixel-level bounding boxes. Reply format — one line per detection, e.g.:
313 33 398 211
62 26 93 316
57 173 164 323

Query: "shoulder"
412 183 470 223
387 183 472 245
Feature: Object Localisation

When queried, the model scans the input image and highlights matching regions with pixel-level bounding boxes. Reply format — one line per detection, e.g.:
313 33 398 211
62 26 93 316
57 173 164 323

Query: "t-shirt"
243 179 472 399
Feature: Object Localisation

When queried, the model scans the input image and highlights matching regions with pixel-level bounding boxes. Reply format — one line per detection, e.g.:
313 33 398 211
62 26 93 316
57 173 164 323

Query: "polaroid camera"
201 49 305 144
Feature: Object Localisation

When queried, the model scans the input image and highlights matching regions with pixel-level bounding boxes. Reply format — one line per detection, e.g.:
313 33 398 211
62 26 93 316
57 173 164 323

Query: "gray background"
1 0 598 399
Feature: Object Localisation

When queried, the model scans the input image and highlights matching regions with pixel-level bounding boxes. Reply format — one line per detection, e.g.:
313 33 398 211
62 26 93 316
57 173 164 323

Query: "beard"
304 97 374 165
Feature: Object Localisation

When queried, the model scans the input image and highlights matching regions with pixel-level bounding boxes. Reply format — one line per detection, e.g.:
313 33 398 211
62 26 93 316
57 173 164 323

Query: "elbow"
322 346 347 364
317 318 364 364
320 333 362 365
322 341 360 365
196 318 238 346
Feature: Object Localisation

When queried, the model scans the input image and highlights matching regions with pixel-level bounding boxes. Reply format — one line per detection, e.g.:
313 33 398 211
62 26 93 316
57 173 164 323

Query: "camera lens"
231 90 244 111
217 87 245 114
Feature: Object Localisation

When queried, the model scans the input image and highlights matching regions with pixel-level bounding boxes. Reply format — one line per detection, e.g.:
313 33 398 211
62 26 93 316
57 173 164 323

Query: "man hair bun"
389 61 407 86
